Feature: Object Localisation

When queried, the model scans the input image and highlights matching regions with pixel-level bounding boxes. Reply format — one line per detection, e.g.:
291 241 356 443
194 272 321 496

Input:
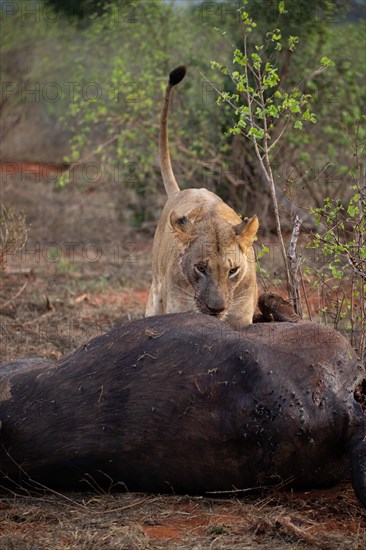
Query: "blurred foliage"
211 1 335 314
0 0 365 222
45 0 115 19
306 120 366 359
209 1 365 219
207 1 365 350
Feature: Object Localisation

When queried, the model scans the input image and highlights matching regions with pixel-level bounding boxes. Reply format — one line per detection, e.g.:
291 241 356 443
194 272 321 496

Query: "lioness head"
170 210 259 318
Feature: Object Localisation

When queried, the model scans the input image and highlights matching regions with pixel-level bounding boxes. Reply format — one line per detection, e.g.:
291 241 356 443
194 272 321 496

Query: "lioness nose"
206 304 226 315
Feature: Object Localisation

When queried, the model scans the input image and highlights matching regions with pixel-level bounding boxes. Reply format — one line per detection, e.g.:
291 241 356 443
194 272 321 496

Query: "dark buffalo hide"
0 313 365 506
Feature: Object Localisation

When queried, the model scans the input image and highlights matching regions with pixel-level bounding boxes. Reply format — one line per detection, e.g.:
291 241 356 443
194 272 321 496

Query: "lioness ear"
234 215 259 248
170 211 196 243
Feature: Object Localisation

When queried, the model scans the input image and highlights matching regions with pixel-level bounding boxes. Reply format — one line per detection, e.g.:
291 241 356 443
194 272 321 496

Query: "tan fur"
146 67 259 329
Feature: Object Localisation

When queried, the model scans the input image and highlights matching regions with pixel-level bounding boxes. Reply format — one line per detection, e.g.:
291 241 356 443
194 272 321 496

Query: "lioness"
146 66 259 328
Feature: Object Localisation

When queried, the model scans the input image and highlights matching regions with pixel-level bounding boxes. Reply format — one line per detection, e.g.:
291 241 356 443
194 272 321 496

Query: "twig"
287 215 303 316
300 268 312 321
206 476 295 495
267 118 290 154
206 486 267 495
91 497 158 515
276 515 332 549
80 472 109 496
0 281 27 308
1 444 88 509
2 268 31 275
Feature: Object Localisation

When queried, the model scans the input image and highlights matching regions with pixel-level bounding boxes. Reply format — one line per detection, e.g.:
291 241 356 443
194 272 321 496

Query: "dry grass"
0 202 28 270
0 485 365 549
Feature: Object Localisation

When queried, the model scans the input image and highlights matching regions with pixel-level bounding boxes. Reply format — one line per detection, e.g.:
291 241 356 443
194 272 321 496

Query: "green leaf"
302 109 317 123
233 50 248 67
251 53 261 63
347 203 359 217
267 105 279 117
294 120 303 130
228 127 241 135
320 56 335 67
278 1 286 14
248 127 265 139
288 36 299 51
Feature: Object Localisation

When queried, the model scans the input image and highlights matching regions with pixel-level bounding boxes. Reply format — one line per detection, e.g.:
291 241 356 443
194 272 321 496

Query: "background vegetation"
1 0 365 356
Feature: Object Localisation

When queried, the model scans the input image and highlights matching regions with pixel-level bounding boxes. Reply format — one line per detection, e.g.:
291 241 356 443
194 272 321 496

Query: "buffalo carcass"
0 313 365 506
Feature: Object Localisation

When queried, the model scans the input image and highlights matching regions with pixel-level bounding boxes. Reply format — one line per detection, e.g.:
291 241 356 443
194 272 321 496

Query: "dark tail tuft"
169 66 187 87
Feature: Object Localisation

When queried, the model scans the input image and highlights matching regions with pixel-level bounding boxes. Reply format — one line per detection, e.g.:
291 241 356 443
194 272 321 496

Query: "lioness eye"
195 264 207 276
229 267 240 278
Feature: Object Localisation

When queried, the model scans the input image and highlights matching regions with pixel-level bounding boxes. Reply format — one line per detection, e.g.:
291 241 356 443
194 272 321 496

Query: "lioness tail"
160 65 187 198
